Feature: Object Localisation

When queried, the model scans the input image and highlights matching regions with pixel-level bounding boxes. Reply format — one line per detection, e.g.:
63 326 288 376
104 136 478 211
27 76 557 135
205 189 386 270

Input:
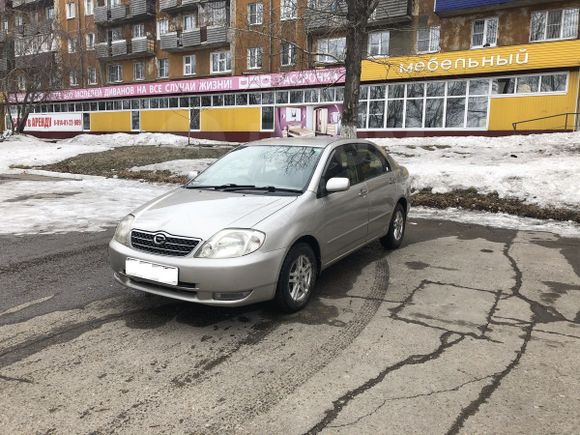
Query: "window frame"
66 2 76 19
133 61 145 81
368 31 390 58
247 47 263 70
416 26 440 54
530 8 579 42
248 2 263 25
210 50 232 74
183 54 196 76
281 0 297 20
157 58 169 78
471 17 498 48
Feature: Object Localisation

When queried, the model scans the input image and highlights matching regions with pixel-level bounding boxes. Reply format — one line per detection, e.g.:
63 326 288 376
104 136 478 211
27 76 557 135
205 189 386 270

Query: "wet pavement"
0 219 579 434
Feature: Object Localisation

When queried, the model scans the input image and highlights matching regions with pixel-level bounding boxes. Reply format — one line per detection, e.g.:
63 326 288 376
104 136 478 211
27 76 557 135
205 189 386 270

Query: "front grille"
130 230 200 257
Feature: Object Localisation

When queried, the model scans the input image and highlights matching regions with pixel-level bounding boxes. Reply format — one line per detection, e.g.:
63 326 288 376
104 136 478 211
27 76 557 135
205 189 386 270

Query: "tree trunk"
340 5 367 139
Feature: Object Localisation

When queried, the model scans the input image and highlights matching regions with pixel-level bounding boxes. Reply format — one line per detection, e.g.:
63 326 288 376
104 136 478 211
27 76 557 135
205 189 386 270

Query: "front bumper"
108 239 284 307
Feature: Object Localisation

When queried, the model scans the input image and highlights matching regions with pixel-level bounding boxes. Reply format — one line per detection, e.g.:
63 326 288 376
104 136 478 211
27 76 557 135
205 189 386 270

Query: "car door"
317 144 369 264
353 143 397 241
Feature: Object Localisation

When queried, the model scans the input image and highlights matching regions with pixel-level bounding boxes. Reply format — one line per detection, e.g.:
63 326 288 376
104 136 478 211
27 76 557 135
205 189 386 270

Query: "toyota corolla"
109 137 410 312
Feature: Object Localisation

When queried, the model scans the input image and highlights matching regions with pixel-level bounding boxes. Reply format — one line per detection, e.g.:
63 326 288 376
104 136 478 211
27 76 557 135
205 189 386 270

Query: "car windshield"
187 145 323 193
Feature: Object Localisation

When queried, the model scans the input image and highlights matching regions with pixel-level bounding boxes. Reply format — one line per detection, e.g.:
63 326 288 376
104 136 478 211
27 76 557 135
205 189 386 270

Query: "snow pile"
62 132 237 148
130 158 216 176
375 132 580 210
0 175 171 235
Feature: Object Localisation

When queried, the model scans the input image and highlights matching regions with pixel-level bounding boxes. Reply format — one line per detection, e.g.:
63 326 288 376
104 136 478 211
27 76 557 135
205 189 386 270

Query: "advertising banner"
20 113 84 132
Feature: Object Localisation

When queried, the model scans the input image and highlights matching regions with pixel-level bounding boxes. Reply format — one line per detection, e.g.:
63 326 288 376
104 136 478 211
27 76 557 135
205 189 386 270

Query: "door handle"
358 188 368 197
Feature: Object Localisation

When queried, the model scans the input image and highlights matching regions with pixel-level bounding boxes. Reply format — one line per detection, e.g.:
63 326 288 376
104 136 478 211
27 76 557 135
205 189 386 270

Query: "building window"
281 0 297 20
247 47 263 70
248 3 263 25
183 55 196 75
417 26 440 53
471 17 498 48
368 31 389 57
530 8 579 41
205 2 227 26
68 37 78 53
133 24 144 38
281 42 296 66
183 13 197 31
66 2 76 19
69 71 79 86
85 0 93 16
317 37 346 63
133 62 144 80
157 19 169 40
108 64 122 83
131 111 140 131
88 67 97 84
86 33 95 50
47 6 55 20
211 51 232 73
111 27 123 41
157 59 169 78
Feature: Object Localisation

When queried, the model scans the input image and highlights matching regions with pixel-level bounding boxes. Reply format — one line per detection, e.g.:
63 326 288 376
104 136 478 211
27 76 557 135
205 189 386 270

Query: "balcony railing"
159 0 199 13
0 58 8 72
13 0 51 8
94 0 155 25
160 26 229 51
95 37 155 59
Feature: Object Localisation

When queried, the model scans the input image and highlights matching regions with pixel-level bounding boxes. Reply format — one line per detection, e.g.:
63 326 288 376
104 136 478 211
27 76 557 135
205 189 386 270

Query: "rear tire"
380 203 406 250
275 243 318 313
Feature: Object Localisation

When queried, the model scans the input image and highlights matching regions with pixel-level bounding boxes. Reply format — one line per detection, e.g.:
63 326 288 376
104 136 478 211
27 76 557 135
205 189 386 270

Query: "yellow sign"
361 39 580 82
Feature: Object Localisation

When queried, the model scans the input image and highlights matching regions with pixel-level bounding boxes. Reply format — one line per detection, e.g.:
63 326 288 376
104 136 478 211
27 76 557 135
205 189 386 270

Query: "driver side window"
320 145 360 194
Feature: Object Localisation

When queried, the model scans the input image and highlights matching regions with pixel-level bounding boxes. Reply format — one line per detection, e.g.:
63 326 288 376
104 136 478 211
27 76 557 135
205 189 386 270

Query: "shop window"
290 90 303 104
113 100 122 110
357 102 368 129
368 101 385 129
425 98 444 128
123 100 131 110
212 95 224 106
224 94 236 106
140 99 149 109
131 111 140 131
190 108 200 130
262 92 274 104
236 93 248 105
303 89 318 103
179 97 190 108
320 88 335 102
417 26 440 54
516 76 539 94
131 99 141 110
466 97 488 128
169 97 179 108
427 82 445 97
83 113 90 130
492 78 515 94
469 79 490 95
201 96 211 107
386 99 404 129
405 99 423 128
159 98 169 108
249 93 261 105
276 91 289 104
540 74 567 92
335 87 344 101
191 96 201 107
471 17 498 48
261 107 274 130
150 98 159 108
530 8 579 41
447 80 467 96
369 85 385 99
445 98 466 128
388 84 404 99
98 101 106 110
407 83 424 98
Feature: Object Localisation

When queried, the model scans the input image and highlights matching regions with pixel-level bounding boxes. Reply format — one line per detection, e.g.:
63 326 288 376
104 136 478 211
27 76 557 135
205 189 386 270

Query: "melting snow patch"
130 159 216 176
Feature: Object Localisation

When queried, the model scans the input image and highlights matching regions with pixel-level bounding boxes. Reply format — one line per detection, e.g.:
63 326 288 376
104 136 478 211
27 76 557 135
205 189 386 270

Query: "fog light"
213 291 252 301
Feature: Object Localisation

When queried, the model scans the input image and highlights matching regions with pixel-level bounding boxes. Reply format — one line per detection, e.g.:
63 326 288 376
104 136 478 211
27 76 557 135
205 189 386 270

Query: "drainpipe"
268 0 272 72
76 0 84 86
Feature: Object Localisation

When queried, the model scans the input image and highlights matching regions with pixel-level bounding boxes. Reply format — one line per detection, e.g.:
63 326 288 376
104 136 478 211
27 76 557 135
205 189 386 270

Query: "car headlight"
113 214 135 246
196 229 265 259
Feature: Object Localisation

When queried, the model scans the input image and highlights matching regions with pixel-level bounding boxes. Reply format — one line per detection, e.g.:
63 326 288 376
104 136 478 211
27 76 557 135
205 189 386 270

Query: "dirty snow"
0 132 579 236
375 131 580 211
61 132 237 147
130 159 216 176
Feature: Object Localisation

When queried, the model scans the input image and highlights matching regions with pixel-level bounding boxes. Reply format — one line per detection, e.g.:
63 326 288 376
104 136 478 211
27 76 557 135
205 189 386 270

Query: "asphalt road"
1 219 579 434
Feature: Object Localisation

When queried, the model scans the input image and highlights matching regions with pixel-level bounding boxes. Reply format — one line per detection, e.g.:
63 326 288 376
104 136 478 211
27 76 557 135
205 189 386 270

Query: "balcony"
14 51 55 69
12 0 50 8
0 58 8 72
160 27 229 51
94 0 155 26
306 0 410 32
95 37 155 60
17 20 54 36
159 0 199 13
0 32 6 43
435 0 563 16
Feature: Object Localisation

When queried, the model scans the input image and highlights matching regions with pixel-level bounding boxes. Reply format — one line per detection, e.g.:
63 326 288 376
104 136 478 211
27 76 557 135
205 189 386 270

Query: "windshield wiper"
237 186 303 194
185 184 303 194
184 183 255 190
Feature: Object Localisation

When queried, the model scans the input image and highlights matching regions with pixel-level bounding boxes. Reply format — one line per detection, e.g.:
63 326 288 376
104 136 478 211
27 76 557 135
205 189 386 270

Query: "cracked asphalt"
0 218 579 434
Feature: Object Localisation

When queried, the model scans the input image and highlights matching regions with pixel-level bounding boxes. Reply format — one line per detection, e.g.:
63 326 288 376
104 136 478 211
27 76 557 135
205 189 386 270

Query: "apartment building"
3 0 580 138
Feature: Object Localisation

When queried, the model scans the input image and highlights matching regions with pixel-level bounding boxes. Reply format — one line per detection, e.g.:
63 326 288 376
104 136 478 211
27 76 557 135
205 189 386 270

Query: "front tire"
275 243 318 313
380 203 406 250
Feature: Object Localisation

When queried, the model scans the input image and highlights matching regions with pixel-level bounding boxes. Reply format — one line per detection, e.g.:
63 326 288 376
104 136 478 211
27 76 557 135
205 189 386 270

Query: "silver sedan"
109 137 410 312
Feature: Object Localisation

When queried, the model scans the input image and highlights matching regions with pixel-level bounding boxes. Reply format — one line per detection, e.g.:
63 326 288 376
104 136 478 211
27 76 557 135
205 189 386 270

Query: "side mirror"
187 170 199 181
326 177 350 193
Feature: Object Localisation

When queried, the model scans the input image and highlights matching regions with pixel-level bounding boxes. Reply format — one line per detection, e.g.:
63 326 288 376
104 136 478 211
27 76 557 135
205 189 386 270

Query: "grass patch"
16 145 231 178
413 189 580 223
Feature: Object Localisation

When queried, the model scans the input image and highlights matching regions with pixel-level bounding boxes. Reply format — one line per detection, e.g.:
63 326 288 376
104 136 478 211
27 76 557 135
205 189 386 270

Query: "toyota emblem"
153 233 167 245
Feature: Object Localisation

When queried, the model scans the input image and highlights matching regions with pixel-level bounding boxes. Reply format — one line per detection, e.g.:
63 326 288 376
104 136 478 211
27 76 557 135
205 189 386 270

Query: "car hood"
132 188 298 240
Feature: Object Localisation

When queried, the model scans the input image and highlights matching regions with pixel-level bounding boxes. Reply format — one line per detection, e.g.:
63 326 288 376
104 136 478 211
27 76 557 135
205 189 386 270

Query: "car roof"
246 137 375 148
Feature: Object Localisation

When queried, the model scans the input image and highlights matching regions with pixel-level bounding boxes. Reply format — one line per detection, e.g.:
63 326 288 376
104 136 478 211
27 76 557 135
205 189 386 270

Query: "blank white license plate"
125 258 178 286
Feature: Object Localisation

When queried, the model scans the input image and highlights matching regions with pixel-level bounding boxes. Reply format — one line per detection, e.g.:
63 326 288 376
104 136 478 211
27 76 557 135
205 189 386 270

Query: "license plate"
125 258 178 286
